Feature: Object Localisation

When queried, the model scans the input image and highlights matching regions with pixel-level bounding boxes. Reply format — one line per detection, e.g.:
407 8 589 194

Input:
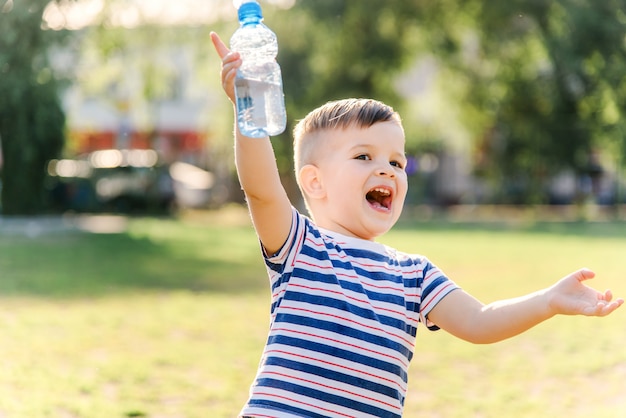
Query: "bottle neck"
238 1 263 27
240 18 261 27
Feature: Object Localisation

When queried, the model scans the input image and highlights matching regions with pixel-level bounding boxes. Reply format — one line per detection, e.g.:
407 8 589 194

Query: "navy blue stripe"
301 242 424 290
423 276 448 299
272 313 412 369
264 257 283 273
342 247 389 262
299 242 426 302
291 267 407 306
405 301 418 319
270 269 292 295
351 265 404 284
301 244 375 275
265 356 401 399
284 289 409 333
398 256 423 267
302 242 403 274
302 234 418 270
248 399 329 418
300 243 331 261
253 378 402 418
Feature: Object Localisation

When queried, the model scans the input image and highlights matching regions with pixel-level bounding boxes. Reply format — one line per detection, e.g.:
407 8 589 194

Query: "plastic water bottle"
230 0 286 138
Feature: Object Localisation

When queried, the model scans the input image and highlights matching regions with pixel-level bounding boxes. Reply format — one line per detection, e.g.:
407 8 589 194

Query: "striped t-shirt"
240 208 459 418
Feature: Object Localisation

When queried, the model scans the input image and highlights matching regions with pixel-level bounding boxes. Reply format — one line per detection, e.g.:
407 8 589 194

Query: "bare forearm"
430 288 555 344
234 123 284 203
233 120 292 254
470 290 554 344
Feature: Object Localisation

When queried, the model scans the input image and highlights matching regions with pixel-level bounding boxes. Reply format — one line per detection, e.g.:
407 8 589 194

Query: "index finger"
210 31 230 59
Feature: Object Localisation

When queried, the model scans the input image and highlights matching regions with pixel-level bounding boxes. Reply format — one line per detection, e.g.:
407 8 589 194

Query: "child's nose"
377 166 395 178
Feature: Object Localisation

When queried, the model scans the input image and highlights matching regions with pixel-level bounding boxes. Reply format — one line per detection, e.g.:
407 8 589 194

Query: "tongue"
366 193 390 210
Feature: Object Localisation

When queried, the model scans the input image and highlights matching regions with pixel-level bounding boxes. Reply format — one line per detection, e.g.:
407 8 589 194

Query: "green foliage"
0 0 68 214
449 0 626 202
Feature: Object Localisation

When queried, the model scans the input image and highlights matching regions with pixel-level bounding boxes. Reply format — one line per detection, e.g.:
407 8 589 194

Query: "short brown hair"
293 98 402 175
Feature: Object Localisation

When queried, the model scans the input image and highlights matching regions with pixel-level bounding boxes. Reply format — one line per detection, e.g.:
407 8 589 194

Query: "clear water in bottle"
230 1 286 138
235 62 285 138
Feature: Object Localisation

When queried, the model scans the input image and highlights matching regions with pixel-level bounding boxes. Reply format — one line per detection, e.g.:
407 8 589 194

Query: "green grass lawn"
0 207 625 417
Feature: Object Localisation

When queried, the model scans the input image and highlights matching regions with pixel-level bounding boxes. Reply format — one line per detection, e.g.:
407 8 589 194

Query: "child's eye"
355 154 371 161
390 160 404 169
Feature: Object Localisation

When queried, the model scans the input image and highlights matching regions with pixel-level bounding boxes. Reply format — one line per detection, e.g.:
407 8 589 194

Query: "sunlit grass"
0 208 625 417
381 223 626 418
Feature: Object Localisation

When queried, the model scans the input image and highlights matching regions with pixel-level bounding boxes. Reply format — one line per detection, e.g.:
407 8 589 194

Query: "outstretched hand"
210 31 241 104
548 268 623 317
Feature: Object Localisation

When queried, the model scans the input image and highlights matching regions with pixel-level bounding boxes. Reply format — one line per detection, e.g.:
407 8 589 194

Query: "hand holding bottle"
210 32 240 105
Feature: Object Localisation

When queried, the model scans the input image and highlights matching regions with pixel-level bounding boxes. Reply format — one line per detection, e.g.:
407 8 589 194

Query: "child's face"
311 121 408 240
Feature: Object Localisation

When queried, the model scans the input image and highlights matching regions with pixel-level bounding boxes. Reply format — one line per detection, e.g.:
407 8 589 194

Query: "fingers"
583 295 624 316
572 268 595 282
211 31 241 70
573 270 623 316
211 31 241 103
603 290 625 307
596 299 623 316
210 31 231 59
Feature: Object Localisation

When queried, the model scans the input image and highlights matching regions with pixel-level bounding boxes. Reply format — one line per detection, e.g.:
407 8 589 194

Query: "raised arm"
429 268 623 344
211 32 292 255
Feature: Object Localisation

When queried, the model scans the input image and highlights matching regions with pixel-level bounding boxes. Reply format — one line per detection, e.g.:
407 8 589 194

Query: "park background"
1 0 625 417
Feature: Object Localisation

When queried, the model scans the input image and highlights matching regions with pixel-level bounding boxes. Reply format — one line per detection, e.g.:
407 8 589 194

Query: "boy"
210 32 623 418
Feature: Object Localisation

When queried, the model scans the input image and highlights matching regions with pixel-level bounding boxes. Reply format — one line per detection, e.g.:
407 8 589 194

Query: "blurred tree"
441 0 626 203
0 0 69 214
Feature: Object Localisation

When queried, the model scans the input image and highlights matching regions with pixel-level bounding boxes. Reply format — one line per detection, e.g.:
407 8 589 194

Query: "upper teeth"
372 188 390 196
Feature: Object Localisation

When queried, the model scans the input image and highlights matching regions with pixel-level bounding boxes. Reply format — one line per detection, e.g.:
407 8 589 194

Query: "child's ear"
299 164 325 200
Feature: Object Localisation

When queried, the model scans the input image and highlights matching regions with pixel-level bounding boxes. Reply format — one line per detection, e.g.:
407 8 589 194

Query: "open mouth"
366 187 393 211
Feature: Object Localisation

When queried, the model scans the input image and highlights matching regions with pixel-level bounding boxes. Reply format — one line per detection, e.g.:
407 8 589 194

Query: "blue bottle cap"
238 1 263 24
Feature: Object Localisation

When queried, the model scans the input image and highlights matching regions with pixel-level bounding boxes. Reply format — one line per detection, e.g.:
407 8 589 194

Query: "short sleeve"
262 207 307 288
418 259 459 331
